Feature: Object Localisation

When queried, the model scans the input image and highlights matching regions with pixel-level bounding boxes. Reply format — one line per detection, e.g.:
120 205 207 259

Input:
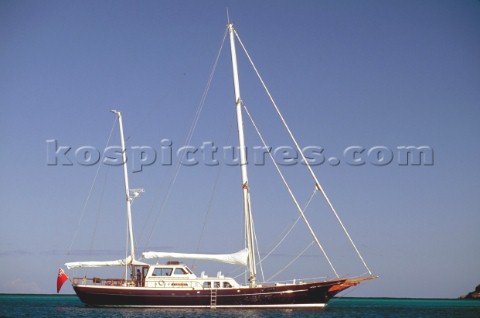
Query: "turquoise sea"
1 295 480 318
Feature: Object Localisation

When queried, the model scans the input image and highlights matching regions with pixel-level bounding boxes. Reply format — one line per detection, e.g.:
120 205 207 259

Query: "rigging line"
65 116 118 261
258 186 317 266
242 103 339 278
234 30 372 276
124 73 185 144
194 112 237 254
87 165 110 255
183 27 229 155
131 200 142 262
194 165 224 254
125 204 129 280
266 240 315 283
142 28 228 250
232 269 247 280
134 77 201 248
250 207 265 283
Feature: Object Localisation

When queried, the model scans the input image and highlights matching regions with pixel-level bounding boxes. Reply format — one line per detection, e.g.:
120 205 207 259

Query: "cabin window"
214 281 220 288
203 282 211 288
152 268 173 276
223 282 232 288
174 268 188 275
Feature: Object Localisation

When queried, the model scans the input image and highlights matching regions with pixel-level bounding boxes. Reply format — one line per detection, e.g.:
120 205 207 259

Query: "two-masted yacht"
59 23 376 309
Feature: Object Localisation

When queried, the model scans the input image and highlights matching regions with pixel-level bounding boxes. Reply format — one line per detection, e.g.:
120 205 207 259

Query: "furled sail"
142 248 248 266
65 256 147 269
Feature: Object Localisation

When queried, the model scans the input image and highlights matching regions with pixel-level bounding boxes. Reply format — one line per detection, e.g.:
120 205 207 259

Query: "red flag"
57 268 69 293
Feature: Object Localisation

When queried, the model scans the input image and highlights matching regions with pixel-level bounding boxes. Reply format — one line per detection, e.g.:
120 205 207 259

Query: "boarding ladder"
210 288 217 309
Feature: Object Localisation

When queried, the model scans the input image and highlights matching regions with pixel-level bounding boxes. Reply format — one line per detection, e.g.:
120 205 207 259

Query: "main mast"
111 110 136 267
228 23 256 287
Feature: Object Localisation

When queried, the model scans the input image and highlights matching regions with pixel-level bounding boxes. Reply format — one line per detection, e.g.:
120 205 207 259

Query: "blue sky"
1 0 479 298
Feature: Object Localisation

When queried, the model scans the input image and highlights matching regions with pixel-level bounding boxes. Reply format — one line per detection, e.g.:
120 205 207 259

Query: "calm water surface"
0 295 479 318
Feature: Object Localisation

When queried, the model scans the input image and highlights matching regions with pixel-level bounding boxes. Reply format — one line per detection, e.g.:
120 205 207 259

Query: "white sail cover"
142 248 248 266
65 256 147 269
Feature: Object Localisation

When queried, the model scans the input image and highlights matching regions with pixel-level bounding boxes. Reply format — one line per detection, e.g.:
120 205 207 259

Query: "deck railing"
72 277 229 290
72 277 139 287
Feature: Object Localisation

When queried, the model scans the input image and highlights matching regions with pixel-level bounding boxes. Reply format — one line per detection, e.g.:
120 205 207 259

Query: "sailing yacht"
59 23 376 309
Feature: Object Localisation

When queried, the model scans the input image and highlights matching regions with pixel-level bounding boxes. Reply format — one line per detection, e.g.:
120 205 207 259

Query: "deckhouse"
142 261 240 290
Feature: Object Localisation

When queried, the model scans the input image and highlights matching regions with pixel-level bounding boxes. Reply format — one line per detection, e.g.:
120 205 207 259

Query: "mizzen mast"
111 110 136 266
228 23 256 287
